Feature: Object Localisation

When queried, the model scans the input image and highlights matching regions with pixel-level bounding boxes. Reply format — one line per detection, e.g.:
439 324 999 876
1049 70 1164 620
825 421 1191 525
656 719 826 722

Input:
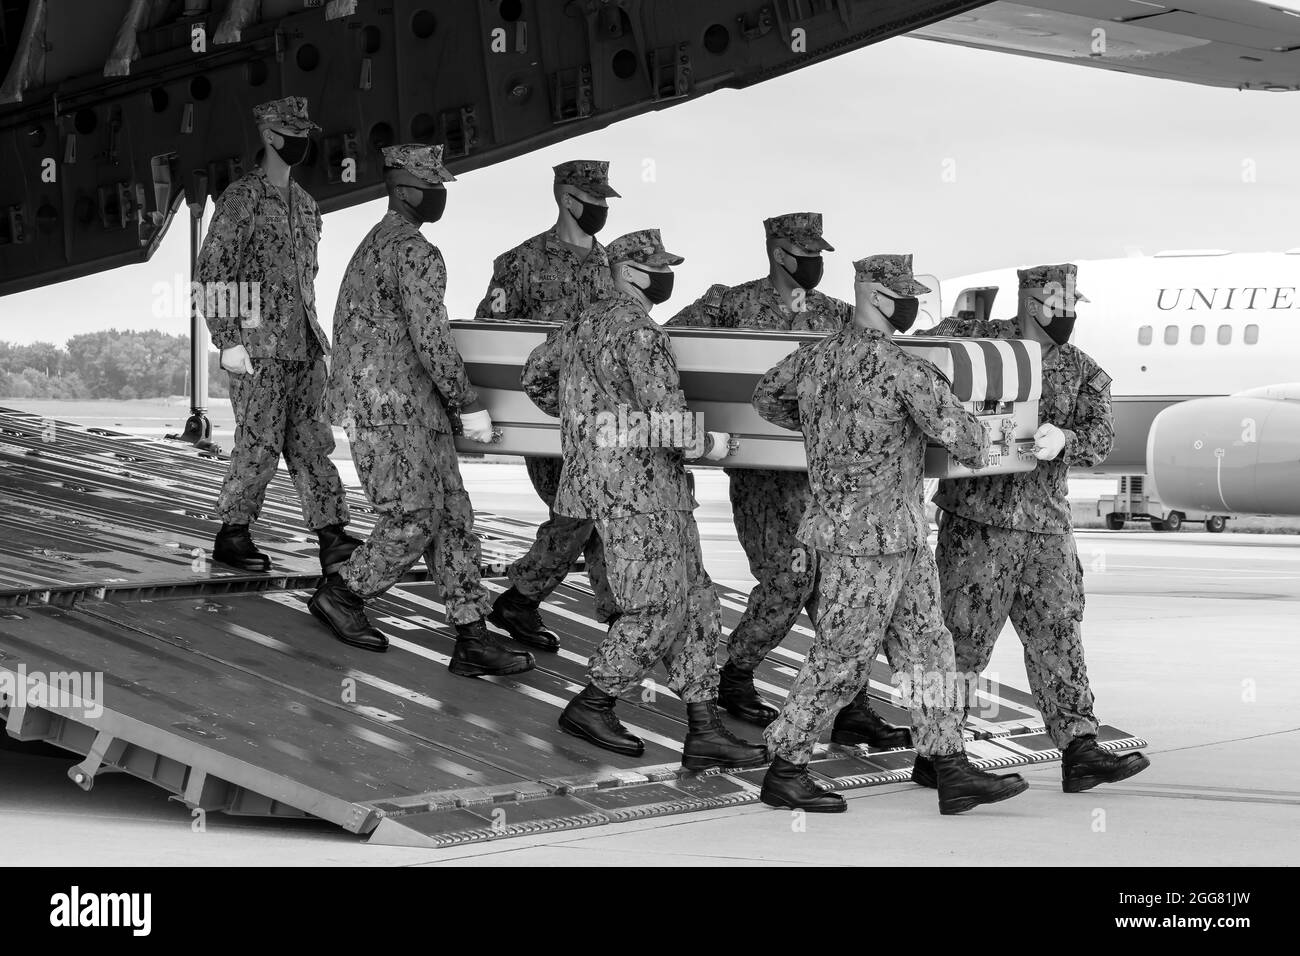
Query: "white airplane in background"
916 250 1300 526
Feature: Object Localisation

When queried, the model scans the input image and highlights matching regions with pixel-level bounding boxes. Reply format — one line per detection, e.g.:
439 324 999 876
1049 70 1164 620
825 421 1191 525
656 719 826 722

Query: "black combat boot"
934 751 1029 815
449 619 535 677
212 523 270 572
316 523 363 574
1062 735 1151 793
308 573 388 652
911 755 937 789
681 700 768 771
717 660 779 726
558 684 644 757
488 586 560 651
831 695 914 749
760 756 846 813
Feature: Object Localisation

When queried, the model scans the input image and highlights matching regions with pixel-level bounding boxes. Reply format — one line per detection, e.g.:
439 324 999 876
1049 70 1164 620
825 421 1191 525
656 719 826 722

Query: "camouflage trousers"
726 468 877 710
219 356 349 530
508 455 616 620
588 510 722 703
725 468 819 669
340 425 491 624
766 542 966 765
935 511 1098 748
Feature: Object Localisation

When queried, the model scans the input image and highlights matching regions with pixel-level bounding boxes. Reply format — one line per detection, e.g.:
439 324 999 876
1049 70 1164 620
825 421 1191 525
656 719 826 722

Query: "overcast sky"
4 34 1299 345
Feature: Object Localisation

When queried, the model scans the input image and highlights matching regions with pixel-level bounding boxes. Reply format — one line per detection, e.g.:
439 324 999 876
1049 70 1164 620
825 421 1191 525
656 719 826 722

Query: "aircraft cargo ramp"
0 407 1146 847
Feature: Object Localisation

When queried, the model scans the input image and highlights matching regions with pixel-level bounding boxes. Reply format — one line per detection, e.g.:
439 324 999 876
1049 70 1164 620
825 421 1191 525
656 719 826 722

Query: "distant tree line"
0 330 228 400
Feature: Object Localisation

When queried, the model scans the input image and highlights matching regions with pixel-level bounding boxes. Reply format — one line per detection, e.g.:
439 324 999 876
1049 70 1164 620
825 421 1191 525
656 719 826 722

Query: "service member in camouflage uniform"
474 161 619 652
753 255 1030 815
522 229 765 770
919 263 1149 793
310 145 533 679
666 214 911 751
197 96 360 575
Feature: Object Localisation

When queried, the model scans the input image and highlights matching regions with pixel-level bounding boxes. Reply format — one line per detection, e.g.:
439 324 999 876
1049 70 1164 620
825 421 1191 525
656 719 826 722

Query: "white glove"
461 408 495 443
1033 423 1066 461
702 431 733 461
220 344 251 375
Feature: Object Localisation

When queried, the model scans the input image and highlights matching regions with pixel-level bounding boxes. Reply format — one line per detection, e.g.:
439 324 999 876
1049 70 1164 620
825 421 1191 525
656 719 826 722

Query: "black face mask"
1034 298 1077 345
571 199 608 236
878 290 920 333
782 252 824 291
274 134 311 166
415 187 447 223
632 266 674 305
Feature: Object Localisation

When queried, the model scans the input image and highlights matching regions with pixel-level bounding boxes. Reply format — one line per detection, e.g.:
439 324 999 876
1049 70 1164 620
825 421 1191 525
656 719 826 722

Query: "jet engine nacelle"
1147 386 1300 515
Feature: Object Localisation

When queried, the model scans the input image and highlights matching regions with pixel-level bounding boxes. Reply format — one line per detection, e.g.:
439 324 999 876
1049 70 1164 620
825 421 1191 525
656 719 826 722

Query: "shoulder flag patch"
701 283 729 308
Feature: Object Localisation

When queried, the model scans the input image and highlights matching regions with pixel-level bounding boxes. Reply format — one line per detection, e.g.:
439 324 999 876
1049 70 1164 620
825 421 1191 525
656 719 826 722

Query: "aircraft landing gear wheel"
1206 515 1226 533
1105 513 1125 530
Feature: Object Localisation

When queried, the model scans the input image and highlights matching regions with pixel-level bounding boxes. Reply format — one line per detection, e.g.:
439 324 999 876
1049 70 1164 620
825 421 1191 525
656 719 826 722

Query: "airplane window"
1164 325 1179 345
1191 325 1205 345
1138 325 1152 345
1245 324 1259 345
1217 324 1232 345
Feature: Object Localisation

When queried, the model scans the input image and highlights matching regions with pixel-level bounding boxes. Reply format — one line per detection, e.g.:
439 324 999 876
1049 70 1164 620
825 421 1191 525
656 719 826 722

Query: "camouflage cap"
554 160 620 198
252 96 321 134
607 228 684 268
382 144 456 185
854 253 932 295
1018 262 1090 302
764 212 834 253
